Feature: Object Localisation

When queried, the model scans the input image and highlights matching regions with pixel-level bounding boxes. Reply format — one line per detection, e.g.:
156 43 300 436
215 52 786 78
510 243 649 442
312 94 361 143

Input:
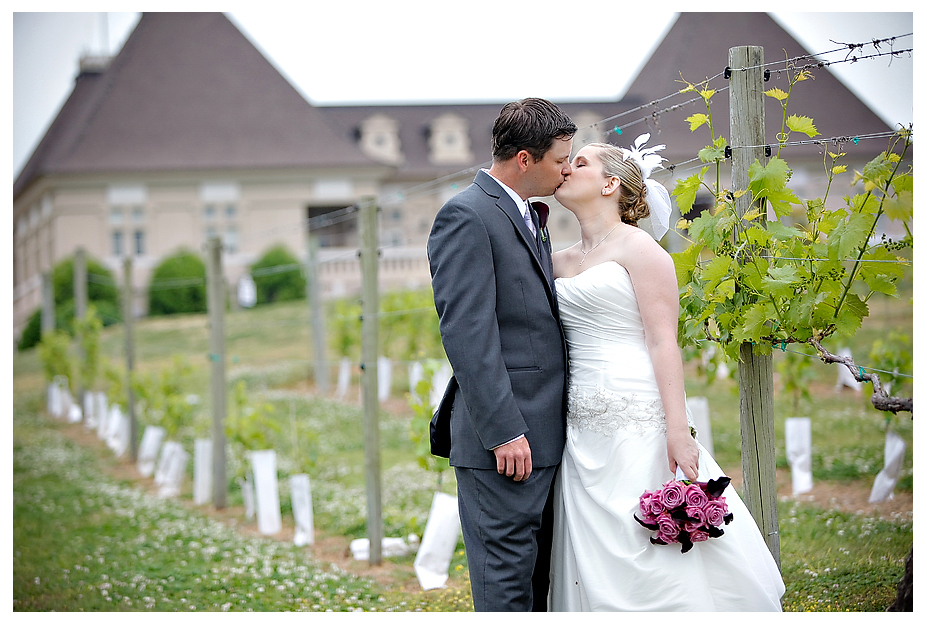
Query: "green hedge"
251 244 305 305
17 255 120 352
147 249 207 316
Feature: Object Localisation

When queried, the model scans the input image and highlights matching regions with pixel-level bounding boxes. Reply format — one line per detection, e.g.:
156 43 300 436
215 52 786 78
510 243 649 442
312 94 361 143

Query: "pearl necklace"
579 224 620 266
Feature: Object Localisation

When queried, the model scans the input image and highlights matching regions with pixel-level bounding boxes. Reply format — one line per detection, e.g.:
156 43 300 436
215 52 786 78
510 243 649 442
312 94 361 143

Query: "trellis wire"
233 31 912 246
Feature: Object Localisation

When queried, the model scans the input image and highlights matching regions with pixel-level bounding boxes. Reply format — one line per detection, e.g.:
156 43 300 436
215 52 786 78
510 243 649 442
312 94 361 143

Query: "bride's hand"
666 429 699 481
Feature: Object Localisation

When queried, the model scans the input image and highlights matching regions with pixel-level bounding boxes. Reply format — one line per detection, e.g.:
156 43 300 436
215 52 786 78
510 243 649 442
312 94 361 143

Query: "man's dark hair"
491 98 577 163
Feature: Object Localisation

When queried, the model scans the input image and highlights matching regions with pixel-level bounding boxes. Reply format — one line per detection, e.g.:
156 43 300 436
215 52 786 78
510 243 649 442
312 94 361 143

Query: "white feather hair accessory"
620 133 672 241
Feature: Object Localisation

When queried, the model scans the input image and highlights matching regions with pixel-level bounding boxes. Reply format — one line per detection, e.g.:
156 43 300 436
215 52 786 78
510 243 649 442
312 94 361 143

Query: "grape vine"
670 66 913 414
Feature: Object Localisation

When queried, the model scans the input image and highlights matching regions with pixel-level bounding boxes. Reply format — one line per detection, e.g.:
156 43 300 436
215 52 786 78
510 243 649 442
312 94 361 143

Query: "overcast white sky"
11 6 915 178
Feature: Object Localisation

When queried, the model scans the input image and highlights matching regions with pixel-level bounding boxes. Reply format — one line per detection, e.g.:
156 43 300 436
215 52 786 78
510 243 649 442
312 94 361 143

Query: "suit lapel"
474 171 556 299
474 171 539 256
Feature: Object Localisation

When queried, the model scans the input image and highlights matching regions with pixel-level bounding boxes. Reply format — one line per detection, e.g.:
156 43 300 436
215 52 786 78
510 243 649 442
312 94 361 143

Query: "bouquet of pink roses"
634 476 734 553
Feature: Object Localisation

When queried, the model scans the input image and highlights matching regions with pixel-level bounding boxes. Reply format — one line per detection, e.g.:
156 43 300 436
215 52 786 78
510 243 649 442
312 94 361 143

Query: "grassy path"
12 393 471 612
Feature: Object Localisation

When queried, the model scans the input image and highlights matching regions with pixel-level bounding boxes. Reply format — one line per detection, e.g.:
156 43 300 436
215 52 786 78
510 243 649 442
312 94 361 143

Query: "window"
201 202 237 250
107 186 146 256
134 230 145 256
224 227 238 254
199 182 241 250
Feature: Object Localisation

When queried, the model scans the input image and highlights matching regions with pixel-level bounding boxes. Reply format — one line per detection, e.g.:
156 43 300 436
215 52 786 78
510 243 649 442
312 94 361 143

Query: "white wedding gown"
549 261 785 612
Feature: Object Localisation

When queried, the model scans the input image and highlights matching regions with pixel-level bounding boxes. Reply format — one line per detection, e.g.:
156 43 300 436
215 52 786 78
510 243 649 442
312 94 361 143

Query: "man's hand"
493 437 532 481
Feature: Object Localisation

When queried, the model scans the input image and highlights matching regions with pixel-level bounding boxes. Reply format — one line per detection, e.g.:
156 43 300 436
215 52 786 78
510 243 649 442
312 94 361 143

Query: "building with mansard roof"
13 12 898 343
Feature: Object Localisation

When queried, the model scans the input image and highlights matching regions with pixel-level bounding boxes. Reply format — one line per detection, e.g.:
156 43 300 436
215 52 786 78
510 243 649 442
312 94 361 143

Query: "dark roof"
620 12 893 162
14 12 375 199
17 12 897 201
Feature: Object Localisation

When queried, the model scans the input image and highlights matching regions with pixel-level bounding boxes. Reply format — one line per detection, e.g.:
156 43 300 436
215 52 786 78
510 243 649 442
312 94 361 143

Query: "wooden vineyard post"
358 197 383 565
729 45 780 567
123 257 138 462
207 237 228 509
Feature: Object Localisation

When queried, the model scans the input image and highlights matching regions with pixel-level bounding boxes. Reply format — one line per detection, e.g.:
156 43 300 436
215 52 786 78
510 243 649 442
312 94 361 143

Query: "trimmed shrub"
17 255 121 352
52 255 120 306
251 244 305 305
148 249 207 316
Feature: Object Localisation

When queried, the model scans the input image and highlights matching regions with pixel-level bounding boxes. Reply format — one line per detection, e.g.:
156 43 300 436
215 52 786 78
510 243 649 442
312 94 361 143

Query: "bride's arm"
622 234 699 480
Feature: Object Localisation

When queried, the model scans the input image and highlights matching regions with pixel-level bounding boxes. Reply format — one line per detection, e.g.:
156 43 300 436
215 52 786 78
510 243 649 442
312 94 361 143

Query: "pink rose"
684 483 709 509
689 528 710 543
659 481 686 509
703 501 727 528
685 506 707 527
656 530 678 545
656 511 680 540
683 520 704 534
640 491 664 519
637 512 658 526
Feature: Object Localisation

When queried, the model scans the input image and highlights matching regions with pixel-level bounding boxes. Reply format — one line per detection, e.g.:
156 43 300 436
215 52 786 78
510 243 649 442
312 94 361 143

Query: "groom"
427 98 575 612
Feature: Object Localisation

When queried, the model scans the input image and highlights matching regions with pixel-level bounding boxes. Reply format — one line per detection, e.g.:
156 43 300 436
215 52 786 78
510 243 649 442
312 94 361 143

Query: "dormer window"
200 181 241 253
359 114 403 164
428 113 472 165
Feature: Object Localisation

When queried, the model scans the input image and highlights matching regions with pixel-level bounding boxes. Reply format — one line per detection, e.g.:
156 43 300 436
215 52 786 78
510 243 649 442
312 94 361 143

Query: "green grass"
778 501 911 611
13 398 378 611
13 284 912 612
13 392 472 612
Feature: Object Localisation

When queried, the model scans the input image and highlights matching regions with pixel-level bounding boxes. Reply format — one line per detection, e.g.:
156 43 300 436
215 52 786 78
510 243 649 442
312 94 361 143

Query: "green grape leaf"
748 157 801 218
687 113 709 132
749 157 790 195
828 212 872 260
734 301 774 344
883 188 913 223
846 192 883 215
786 114 819 138
698 137 727 163
763 265 802 296
765 220 802 243
702 254 732 285
672 169 707 213
765 87 789 101
835 292 868 335
670 243 702 286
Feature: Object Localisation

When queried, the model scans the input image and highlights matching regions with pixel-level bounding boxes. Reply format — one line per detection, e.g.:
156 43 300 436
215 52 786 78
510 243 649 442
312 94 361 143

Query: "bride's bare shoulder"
617 228 673 272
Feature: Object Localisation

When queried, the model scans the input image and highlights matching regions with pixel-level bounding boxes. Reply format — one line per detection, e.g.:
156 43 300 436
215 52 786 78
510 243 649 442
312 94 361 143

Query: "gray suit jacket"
427 170 568 469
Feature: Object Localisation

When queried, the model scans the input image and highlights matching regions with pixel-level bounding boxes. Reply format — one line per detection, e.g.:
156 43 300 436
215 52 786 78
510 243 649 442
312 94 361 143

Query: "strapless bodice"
555 261 674 435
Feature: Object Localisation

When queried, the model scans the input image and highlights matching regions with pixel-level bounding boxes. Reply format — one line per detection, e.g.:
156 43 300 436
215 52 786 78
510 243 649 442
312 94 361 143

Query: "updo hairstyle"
588 142 650 227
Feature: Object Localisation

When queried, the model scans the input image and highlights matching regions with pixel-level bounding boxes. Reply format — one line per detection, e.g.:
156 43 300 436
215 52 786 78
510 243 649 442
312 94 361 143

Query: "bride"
547 136 785 611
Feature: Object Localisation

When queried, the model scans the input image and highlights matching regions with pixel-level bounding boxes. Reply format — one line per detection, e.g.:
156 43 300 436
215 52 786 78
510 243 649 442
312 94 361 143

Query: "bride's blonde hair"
587 142 650 227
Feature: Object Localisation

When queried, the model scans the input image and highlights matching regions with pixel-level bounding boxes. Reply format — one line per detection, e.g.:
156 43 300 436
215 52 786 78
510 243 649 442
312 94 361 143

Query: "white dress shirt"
483 169 536 237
